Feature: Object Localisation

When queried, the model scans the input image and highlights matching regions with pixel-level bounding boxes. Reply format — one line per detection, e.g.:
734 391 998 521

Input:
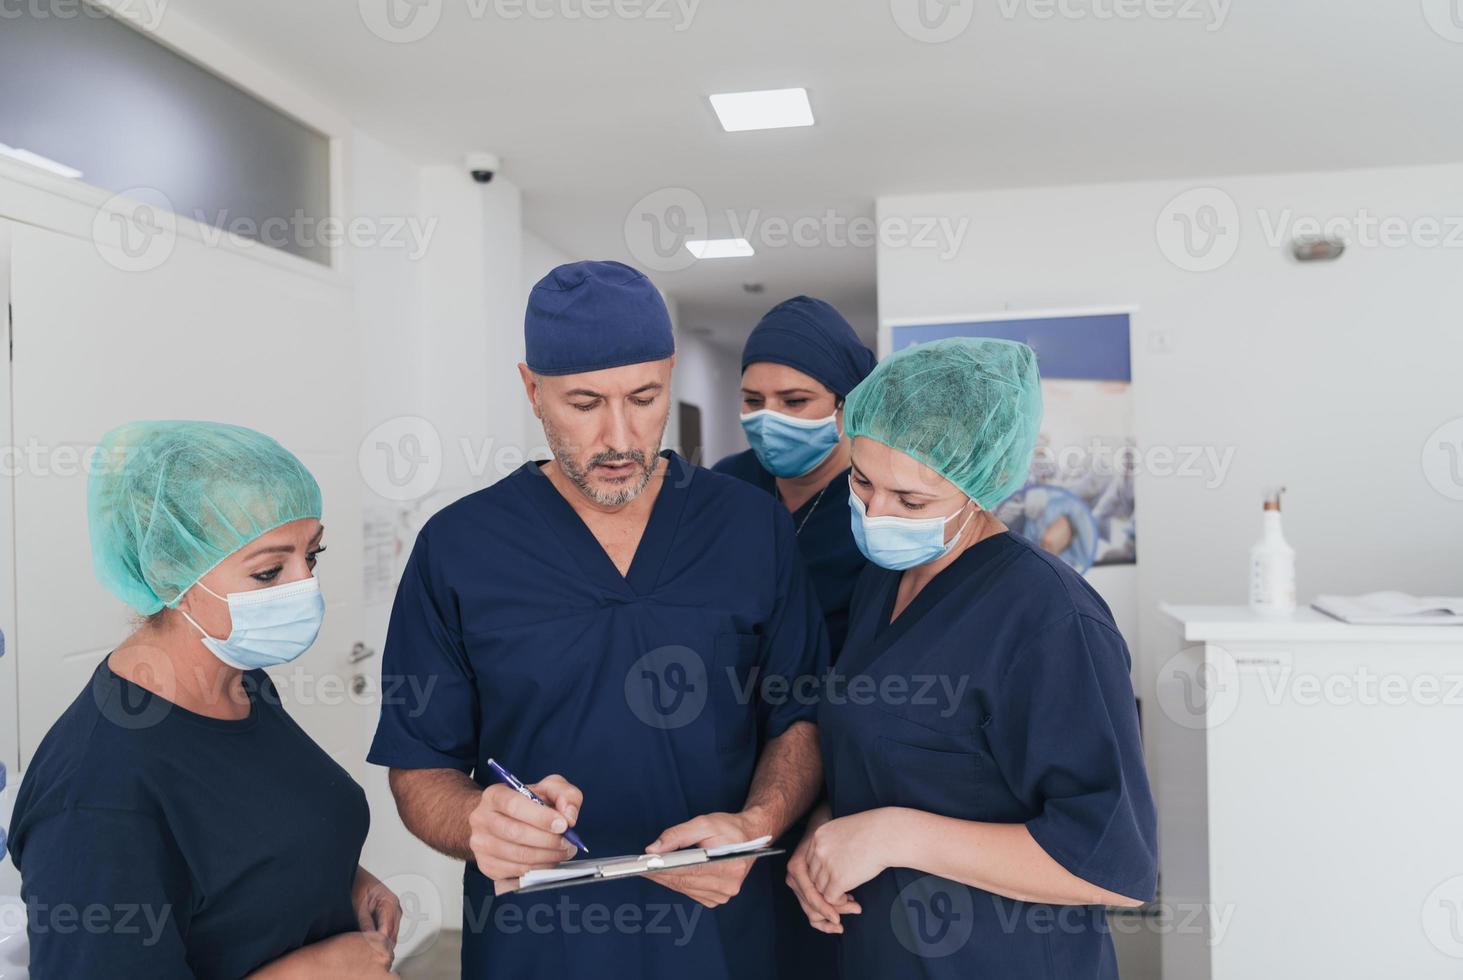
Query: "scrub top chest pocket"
867 712 1021 823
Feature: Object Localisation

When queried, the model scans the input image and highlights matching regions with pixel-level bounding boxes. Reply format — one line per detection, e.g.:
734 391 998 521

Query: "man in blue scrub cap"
370 260 830 980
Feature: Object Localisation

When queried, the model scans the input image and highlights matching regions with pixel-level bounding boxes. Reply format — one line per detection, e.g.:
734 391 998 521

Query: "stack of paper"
1312 592 1463 626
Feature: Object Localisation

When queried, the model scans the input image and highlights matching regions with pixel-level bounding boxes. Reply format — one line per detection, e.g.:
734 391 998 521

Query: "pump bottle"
1249 487 1296 616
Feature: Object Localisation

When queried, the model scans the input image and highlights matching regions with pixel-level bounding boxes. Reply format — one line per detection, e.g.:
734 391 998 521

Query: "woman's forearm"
245 949 307 980
883 808 1145 908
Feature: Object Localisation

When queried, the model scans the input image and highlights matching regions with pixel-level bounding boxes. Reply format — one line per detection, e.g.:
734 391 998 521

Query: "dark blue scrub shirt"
820 532 1157 980
8 659 369 979
712 449 866 662
367 452 829 980
713 447 867 980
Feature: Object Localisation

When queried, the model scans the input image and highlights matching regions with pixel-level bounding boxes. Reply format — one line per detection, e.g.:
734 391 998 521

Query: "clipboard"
495 836 784 895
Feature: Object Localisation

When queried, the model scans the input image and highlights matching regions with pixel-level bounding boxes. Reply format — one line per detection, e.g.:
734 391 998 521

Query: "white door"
3 214 367 775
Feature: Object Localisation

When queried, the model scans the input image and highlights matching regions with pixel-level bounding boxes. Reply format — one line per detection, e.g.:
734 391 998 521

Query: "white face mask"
179 576 325 670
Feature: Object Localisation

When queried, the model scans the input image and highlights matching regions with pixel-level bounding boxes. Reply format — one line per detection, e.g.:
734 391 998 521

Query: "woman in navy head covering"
713 296 877 662
712 296 876 980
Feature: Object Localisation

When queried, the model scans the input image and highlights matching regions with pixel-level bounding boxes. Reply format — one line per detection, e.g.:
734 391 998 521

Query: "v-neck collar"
866 531 1022 655
515 450 693 598
749 454 850 528
781 466 850 527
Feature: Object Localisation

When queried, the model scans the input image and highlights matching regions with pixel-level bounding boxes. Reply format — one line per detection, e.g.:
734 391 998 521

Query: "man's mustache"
589 450 647 468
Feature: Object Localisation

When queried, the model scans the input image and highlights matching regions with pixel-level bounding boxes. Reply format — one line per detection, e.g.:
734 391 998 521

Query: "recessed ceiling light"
709 88 814 133
686 238 755 259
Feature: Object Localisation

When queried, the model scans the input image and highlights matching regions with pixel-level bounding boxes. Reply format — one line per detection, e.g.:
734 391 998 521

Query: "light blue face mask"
848 486 976 571
740 409 841 478
180 575 325 670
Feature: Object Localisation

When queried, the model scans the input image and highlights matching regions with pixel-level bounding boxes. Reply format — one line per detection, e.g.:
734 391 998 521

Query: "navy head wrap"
740 296 876 398
525 260 674 376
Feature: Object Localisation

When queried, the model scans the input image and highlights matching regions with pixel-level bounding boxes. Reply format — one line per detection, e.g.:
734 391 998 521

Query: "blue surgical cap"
88 420 323 614
525 260 675 376
741 296 876 398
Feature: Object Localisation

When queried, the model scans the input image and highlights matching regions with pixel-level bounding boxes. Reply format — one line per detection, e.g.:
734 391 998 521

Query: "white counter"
1161 604 1463 645
1153 605 1463 980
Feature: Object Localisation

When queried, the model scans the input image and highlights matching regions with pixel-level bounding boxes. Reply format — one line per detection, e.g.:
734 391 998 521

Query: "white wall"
351 142 535 949
522 229 573 294
479 174 530 472
675 333 745 467
348 138 444 947
876 162 1463 707
520 229 574 456
414 166 524 493
0 11 548 952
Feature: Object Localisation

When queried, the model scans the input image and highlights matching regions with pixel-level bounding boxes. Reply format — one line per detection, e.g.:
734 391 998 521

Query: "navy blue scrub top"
9 658 369 979
712 449 866 660
368 452 829 980
820 532 1157 980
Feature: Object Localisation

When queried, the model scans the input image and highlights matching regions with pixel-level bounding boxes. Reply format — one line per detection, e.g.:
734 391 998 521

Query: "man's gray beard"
542 414 665 507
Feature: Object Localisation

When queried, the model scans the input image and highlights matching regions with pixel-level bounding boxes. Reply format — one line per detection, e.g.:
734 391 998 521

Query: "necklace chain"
794 483 830 536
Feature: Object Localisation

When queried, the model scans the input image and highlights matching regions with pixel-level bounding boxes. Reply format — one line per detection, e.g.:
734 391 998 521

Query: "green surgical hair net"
843 337 1043 509
87 420 323 615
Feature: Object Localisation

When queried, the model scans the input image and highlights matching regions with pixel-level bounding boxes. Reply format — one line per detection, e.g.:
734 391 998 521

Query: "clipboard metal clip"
600 855 666 878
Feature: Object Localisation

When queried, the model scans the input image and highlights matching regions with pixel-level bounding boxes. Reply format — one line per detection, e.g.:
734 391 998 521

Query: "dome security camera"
465 152 501 184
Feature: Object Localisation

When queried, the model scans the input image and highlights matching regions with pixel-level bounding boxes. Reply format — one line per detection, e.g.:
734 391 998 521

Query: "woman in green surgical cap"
784 339 1158 980
7 420 402 979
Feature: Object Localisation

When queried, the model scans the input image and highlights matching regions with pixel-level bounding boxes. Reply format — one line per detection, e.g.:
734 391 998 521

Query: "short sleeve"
755 503 831 741
989 613 1158 901
367 531 480 773
19 807 194 979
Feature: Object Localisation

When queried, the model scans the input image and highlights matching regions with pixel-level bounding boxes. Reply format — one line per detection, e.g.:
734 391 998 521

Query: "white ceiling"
163 0 1463 339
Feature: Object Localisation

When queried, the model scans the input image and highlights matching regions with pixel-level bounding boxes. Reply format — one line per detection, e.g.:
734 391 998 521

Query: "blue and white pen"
486 758 588 854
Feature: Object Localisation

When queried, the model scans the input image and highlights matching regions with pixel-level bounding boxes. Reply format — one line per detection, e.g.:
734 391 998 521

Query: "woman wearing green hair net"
784 339 1157 980
8 420 402 979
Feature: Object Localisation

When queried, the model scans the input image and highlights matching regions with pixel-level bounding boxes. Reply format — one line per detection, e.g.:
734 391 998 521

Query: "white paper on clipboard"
497 836 778 895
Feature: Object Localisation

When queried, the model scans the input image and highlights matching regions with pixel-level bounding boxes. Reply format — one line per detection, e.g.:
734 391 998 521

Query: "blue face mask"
740 409 841 478
848 487 976 571
180 575 325 670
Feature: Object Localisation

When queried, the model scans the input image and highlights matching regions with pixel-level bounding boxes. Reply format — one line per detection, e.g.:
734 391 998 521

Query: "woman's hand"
352 867 403 948
786 804 862 933
804 808 900 911
305 931 398 978
246 931 398 978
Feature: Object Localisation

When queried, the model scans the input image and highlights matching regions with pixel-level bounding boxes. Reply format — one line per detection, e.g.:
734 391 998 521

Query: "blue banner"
891 313 1131 382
